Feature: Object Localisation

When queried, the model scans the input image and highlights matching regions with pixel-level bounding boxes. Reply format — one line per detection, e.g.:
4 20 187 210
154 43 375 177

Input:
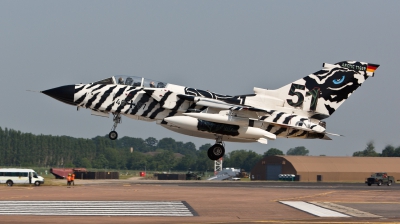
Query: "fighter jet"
42 61 379 160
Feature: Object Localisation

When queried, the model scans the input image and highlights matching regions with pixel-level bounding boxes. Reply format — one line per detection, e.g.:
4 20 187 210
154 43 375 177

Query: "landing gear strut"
109 113 121 140
207 136 225 160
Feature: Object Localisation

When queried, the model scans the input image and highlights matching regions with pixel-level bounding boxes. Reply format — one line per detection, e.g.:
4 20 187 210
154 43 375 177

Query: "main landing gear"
207 136 225 160
109 113 121 140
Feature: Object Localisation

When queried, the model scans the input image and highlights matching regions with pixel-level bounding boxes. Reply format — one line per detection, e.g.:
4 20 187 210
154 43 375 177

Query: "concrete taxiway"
0 179 399 223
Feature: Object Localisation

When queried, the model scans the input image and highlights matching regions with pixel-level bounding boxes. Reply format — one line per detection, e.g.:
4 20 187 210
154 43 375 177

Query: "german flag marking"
367 63 379 72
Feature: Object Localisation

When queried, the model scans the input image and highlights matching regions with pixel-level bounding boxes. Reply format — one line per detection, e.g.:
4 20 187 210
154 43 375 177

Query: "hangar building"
250 156 400 182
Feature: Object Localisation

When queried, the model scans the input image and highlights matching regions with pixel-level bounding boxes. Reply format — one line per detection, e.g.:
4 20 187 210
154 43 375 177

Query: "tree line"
352 141 400 157
0 126 311 172
2 126 395 172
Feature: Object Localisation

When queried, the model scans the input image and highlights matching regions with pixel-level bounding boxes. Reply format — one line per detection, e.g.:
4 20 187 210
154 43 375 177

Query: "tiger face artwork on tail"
305 61 379 117
281 61 379 119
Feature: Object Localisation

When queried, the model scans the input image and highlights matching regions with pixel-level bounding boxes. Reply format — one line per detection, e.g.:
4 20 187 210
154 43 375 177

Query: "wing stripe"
283 115 297 124
273 112 285 122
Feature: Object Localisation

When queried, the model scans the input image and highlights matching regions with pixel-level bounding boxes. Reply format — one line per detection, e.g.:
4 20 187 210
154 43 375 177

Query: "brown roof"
278 156 400 173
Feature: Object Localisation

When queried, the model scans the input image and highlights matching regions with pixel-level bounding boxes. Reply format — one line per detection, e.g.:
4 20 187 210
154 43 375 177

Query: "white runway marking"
309 202 381 217
0 201 196 216
280 201 349 217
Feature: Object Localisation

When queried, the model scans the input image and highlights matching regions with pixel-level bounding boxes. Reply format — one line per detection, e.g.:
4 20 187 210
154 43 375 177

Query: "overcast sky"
1 1 399 156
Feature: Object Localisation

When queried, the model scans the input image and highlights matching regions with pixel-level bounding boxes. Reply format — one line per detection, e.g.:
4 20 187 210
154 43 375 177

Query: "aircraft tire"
109 131 118 140
6 180 13 187
207 144 225 160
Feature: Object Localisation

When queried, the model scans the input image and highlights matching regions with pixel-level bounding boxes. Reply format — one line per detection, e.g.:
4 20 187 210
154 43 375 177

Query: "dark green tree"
157 138 177 151
145 137 158 147
263 148 284 157
174 155 196 171
199 143 212 151
381 145 395 157
353 141 379 157
224 150 262 172
193 149 214 172
153 150 176 171
286 146 309 156
394 147 400 157
92 154 109 169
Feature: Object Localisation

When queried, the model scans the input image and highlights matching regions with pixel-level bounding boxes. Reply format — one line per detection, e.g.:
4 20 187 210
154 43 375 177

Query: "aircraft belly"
162 116 275 142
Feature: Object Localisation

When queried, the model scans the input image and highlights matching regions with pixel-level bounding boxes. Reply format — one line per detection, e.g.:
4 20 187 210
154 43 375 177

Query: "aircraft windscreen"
92 75 167 88
143 78 166 88
93 77 115 85
114 75 167 88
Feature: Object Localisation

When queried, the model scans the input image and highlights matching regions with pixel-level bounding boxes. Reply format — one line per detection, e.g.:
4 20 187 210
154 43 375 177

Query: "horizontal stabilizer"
322 135 332 140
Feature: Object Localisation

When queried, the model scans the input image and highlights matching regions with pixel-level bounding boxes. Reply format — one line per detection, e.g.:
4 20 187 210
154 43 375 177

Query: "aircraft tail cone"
42 85 76 106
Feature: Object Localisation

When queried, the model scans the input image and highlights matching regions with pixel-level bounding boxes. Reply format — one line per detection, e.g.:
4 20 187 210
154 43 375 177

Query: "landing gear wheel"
207 144 225 160
109 131 118 140
109 113 121 140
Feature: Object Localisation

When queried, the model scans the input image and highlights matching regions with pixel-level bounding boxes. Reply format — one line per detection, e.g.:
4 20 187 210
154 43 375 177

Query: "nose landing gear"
207 135 225 160
109 113 121 140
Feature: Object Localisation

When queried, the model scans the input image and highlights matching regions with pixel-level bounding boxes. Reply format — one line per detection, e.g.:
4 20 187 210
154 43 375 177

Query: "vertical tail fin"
260 61 379 119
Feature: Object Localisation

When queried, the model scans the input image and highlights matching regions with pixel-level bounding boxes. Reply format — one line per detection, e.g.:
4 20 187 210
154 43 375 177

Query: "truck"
365 172 395 186
0 168 45 186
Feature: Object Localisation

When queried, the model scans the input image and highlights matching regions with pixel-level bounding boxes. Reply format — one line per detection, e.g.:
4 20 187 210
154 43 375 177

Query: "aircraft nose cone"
42 85 76 105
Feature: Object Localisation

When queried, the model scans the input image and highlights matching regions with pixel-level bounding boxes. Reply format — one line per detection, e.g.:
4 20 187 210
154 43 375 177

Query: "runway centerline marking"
0 201 196 216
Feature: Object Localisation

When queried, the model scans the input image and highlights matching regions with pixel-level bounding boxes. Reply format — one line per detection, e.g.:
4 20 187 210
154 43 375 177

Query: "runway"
126 180 400 190
0 179 399 223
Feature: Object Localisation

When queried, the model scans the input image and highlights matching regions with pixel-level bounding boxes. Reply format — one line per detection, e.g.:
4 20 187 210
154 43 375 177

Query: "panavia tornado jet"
42 61 379 160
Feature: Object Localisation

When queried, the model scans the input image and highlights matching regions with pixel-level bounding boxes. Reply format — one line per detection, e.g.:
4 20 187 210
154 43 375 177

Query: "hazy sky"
1 1 399 156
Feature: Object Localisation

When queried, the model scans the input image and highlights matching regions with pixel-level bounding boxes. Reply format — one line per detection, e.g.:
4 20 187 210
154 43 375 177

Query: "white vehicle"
0 169 45 186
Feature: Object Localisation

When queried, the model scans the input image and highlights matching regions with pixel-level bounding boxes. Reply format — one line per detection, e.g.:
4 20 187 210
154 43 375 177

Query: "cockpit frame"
93 75 167 88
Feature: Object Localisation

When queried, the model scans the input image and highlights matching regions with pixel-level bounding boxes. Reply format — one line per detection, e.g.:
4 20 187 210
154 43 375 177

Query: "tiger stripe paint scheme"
42 60 379 159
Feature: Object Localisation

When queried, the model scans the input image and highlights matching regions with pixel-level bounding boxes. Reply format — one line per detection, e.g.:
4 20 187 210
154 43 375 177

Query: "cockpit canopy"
93 75 167 88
